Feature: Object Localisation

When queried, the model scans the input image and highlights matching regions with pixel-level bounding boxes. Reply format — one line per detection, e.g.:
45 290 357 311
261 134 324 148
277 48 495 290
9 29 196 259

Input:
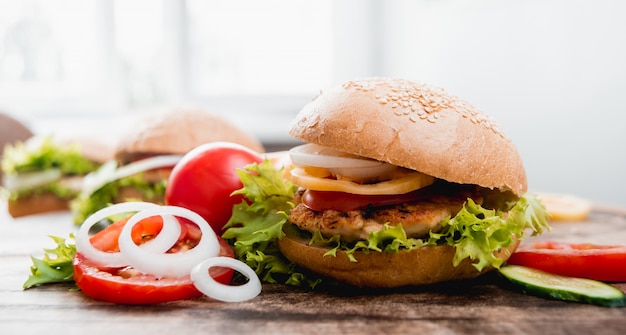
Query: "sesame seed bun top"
288 78 526 196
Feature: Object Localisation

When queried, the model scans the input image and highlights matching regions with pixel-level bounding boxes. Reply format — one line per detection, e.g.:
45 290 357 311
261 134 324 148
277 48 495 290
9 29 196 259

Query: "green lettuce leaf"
70 173 167 225
222 160 324 287
308 223 427 262
426 196 550 271
2 137 98 175
23 235 77 289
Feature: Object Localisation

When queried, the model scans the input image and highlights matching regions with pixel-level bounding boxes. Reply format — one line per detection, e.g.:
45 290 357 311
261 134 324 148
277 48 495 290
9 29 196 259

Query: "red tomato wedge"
507 241 626 282
74 215 234 304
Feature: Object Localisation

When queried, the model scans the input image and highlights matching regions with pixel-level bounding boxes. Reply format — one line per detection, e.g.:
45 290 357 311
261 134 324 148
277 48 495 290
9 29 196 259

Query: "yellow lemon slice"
536 192 592 222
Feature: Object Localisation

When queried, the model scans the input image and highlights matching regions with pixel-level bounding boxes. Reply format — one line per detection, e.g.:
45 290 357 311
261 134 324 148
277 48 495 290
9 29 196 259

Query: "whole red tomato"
165 142 262 234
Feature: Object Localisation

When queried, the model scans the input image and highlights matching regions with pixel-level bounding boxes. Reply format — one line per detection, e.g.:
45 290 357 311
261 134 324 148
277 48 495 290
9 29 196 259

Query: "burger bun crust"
115 107 264 162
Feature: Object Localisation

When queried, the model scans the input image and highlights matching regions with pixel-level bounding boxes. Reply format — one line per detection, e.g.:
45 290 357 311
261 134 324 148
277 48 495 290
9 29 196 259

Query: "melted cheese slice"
290 167 436 195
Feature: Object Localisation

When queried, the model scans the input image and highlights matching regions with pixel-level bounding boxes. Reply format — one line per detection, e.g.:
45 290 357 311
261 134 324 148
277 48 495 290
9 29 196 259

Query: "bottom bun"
278 226 519 288
8 193 70 218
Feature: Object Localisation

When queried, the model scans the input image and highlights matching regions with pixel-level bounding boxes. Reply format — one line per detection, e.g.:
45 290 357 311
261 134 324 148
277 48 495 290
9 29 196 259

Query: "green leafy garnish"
2 137 98 175
427 196 550 271
70 171 167 225
23 235 77 289
309 223 427 262
222 160 320 286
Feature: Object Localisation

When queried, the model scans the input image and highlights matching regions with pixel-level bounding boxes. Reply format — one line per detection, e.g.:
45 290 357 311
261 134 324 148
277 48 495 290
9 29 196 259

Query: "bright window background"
187 0 333 95
0 0 335 113
113 0 165 107
0 0 116 113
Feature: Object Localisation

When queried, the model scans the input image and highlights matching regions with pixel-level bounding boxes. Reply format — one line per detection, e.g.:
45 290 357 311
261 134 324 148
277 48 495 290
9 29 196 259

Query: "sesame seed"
342 78 507 138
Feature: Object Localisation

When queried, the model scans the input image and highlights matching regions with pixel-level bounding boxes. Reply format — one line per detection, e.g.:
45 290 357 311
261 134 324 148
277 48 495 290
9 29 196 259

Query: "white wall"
379 0 626 207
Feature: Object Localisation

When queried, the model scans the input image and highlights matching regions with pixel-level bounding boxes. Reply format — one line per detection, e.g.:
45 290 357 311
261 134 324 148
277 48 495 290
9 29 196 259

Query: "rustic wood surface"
2 202 625 335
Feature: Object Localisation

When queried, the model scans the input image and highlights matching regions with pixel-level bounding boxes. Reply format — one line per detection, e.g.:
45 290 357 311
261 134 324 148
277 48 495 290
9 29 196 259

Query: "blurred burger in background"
1 130 113 218
71 107 264 224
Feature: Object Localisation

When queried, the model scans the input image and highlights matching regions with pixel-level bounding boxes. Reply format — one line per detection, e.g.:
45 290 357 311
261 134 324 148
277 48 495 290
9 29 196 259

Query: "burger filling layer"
289 182 483 242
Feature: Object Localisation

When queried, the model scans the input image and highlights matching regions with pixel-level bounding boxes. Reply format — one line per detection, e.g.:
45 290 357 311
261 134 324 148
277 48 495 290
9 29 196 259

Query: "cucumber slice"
499 265 626 307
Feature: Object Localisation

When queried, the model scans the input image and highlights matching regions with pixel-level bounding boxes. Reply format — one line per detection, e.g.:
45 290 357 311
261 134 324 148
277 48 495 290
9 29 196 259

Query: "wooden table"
2 202 625 335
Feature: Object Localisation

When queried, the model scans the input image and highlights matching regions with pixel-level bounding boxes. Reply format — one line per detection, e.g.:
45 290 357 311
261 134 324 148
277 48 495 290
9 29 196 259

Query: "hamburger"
71 107 264 224
2 134 113 218
273 78 550 288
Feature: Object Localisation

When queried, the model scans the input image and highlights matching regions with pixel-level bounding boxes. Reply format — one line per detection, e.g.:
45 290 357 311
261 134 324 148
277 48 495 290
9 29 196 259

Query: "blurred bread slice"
7 193 70 218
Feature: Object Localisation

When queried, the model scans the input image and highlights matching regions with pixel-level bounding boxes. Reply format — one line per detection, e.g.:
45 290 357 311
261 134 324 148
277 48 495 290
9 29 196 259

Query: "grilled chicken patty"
289 183 483 242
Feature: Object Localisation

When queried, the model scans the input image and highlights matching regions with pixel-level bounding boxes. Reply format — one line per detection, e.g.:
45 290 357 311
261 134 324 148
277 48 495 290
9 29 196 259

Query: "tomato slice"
301 189 428 212
507 241 626 282
89 215 165 252
74 216 234 304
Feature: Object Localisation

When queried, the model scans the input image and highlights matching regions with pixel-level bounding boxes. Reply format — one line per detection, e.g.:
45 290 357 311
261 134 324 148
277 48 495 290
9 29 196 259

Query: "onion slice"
289 144 387 168
191 257 262 302
118 206 220 278
138 213 181 254
289 144 397 179
81 155 183 196
2 169 62 191
76 202 160 268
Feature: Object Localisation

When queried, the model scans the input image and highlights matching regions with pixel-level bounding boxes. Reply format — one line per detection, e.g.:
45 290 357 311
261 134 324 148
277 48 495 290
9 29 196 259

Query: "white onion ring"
191 257 262 302
118 206 220 278
289 144 385 168
138 213 181 254
81 155 183 196
289 144 396 179
76 202 160 267
2 169 62 191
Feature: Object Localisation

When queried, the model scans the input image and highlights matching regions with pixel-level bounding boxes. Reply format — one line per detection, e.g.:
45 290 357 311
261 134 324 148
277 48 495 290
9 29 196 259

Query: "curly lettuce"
70 172 167 225
2 136 97 175
223 160 551 288
427 196 549 271
23 235 77 289
222 160 321 287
